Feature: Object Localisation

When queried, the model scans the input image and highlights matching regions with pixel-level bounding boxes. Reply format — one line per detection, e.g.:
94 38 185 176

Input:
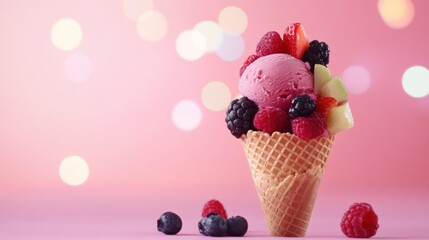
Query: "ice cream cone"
242 130 335 237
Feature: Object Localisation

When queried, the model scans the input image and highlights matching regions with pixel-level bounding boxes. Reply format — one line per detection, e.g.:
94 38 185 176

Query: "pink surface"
1 0 429 239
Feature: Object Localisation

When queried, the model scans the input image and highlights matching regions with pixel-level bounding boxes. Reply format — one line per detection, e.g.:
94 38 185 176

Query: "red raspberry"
316 97 338 118
253 107 291 135
341 202 379 238
291 112 326 140
202 200 227 219
255 31 286 57
239 54 259 77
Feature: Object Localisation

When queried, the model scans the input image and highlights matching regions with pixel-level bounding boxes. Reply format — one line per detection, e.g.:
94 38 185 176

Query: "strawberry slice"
316 96 338 118
283 23 310 59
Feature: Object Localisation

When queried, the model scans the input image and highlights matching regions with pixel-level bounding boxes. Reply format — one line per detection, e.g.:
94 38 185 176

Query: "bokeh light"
136 10 168 42
378 0 414 29
175 30 207 61
123 0 154 21
201 81 231 111
342 65 372 95
64 53 93 82
51 18 82 51
216 33 245 61
218 6 248 35
59 156 89 186
172 100 202 131
402 66 429 98
193 20 224 53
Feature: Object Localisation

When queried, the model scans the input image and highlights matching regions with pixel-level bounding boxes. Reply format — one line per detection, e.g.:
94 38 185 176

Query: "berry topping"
289 94 316 120
157 212 182 235
341 202 379 238
225 97 258 138
283 23 310 59
253 107 291 135
226 216 248 237
256 31 286 57
202 199 228 219
198 214 227 237
291 113 327 140
302 40 330 73
240 54 259 77
316 96 338 118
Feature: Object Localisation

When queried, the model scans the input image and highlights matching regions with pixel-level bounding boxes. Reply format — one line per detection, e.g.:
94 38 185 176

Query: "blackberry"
302 40 330 73
226 216 248 237
157 212 182 235
198 214 227 237
289 94 316 120
225 97 258 138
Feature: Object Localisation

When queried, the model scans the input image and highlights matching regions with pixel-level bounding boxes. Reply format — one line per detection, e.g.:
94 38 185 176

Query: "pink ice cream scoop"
239 54 314 110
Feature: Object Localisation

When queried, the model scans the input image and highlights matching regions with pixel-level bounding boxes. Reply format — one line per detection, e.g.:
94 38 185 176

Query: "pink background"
1 0 428 239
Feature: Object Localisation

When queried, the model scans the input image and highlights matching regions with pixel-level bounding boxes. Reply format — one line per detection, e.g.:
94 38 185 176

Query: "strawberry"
316 97 338 118
283 23 310 59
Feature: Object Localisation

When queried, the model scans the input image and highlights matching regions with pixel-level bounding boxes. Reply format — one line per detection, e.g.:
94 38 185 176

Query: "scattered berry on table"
341 202 379 238
225 97 258 138
157 212 182 235
202 199 228 219
302 40 330 73
198 214 227 237
289 94 316 120
226 216 248 237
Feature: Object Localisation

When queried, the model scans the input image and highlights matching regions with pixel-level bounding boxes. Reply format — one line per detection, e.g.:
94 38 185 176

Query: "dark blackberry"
302 40 330 73
225 97 258 138
289 94 316 120
157 212 182 235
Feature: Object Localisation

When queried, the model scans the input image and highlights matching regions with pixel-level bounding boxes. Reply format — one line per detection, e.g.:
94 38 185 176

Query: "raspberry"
255 31 286 57
316 97 338 118
225 97 258 138
291 112 326 140
253 107 291 135
302 40 330 73
289 94 316 120
239 54 259 77
341 202 379 238
202 200 228 219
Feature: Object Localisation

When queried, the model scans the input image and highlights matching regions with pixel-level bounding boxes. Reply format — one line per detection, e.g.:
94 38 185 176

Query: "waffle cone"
242 130 335 237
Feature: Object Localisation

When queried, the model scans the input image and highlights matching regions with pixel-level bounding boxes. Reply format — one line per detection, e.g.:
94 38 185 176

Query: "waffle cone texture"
242 130 335 237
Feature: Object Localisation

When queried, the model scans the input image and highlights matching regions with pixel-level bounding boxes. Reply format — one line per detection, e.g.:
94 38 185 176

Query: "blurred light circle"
402 66 429 98
193 20 224 53
342 65 372 95
378 0 414 29
202 81 231 111
216 33 245 61
218 6 248 35
176 30 207 61
123 0 154 21
172 100 202 131
59 156 89 186
136 10 168 42
64 53 93 82
51 18 82 51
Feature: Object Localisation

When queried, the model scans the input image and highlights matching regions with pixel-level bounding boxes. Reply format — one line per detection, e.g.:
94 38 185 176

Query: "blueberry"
157 212 182 235
198 214 227 237
226 216 248 236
